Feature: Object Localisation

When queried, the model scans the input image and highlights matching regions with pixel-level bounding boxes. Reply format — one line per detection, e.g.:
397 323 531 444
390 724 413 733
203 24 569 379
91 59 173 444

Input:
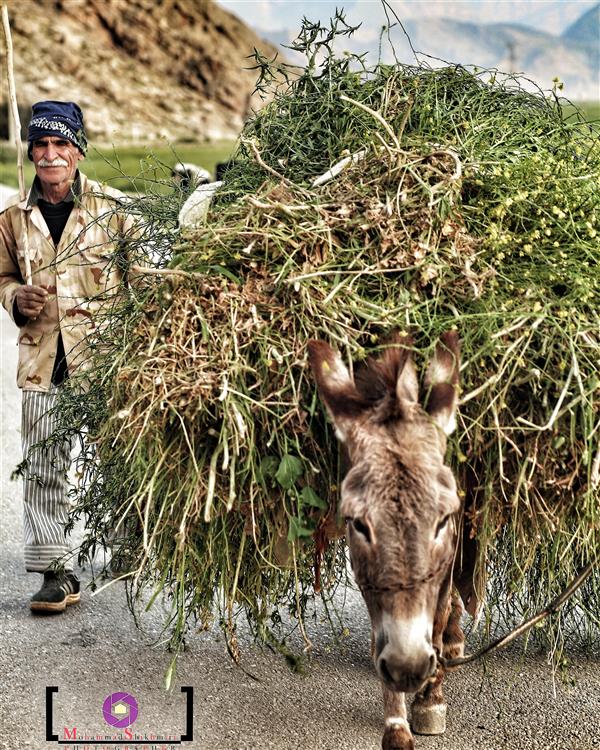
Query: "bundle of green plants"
57 15 599 661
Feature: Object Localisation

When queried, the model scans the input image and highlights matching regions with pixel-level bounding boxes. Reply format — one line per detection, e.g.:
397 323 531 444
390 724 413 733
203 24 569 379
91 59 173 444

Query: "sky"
219 0 598 35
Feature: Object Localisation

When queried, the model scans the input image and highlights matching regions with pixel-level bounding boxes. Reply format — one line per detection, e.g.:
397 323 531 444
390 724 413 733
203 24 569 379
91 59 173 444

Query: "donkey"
308 332 464 750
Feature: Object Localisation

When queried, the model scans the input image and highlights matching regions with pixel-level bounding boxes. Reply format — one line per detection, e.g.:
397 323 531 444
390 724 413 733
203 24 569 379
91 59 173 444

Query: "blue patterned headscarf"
27 100 87 160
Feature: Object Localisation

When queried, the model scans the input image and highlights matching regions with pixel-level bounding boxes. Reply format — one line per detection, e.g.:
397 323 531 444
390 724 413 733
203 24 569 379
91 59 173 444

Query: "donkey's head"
308 332 461 694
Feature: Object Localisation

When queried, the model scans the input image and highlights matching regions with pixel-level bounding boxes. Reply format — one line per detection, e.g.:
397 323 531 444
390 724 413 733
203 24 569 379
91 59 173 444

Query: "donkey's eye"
435 515 450 538
351 518 372 543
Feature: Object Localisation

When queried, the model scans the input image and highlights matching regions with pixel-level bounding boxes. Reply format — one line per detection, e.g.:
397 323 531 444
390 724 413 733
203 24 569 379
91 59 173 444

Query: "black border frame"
45 686 194 744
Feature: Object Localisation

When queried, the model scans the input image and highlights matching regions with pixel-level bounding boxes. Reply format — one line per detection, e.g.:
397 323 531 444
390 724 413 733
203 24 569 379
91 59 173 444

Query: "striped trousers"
22 388 75 572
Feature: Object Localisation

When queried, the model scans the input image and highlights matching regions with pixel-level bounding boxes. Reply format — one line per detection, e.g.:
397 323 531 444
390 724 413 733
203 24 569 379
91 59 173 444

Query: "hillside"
562 2 600 47
0 0 280 143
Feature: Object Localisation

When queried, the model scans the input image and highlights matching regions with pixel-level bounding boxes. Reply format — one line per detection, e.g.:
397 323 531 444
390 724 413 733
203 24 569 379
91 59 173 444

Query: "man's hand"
15 285 48 319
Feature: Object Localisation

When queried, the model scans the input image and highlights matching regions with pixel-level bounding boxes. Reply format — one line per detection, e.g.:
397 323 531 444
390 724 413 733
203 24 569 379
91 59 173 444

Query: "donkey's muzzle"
378 650 437 693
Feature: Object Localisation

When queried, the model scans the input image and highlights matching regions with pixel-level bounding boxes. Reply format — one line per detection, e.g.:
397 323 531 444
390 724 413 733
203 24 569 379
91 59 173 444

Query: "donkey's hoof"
382 723 414 750
411 702 447 735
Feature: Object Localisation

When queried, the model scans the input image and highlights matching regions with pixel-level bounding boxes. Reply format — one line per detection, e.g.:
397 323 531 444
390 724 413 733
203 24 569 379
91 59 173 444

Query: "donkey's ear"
394 340 419 407
308 340 365 442
424 331 460 435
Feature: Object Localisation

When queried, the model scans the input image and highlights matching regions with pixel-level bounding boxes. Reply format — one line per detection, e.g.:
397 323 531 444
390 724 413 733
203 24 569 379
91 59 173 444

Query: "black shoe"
30 571 81 614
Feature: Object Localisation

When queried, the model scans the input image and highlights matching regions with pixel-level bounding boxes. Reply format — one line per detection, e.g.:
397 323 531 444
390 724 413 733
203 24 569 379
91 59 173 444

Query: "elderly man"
0 101 138 613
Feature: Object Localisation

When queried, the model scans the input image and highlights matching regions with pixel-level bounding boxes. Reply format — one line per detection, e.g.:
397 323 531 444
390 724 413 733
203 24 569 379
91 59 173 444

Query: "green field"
0 100 597 194
561 100 600 124
0 141 236 194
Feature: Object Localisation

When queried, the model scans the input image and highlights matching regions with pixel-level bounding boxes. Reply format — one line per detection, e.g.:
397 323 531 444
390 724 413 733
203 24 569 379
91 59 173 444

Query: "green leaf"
300 486 328 510
259 455 279 480
210 265 242 284
287 516 314 541
275 454 304 489
164 656 177 690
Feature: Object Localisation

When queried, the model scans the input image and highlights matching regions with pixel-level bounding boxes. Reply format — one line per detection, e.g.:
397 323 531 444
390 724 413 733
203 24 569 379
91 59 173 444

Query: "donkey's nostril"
379 657 412 689
378 650 437 691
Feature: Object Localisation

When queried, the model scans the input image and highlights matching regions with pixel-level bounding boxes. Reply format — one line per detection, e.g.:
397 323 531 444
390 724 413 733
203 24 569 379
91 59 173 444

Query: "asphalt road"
1 277 599 750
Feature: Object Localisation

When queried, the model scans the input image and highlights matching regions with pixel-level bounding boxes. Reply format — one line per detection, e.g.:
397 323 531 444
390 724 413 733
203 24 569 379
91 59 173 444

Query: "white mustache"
37 158 69 167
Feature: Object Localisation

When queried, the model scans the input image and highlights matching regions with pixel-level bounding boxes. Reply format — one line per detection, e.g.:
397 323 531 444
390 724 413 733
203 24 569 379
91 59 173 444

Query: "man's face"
31 136 83 188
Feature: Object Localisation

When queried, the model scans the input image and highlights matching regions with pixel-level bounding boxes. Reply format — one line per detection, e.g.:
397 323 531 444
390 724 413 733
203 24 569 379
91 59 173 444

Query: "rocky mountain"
258 4 599 101
0 0 279 143
562 3 600 47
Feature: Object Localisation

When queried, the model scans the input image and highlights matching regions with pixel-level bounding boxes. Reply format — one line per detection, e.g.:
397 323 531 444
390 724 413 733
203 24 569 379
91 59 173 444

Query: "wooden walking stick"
2 4 32 284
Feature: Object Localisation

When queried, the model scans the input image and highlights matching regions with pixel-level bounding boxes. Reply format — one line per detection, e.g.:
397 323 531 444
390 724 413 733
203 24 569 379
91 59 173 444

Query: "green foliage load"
60 18 599 657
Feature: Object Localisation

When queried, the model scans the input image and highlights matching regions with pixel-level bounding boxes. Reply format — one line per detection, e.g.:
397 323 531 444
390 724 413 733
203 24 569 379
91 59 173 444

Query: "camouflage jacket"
0 172 138 391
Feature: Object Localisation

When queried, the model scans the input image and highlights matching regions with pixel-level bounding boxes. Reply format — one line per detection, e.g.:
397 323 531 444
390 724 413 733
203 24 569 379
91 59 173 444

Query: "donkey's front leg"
410 591 464 735
410 662 447 736
442 591 465 664
410 590 453 735
371 630 414 749
382 684 414 750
